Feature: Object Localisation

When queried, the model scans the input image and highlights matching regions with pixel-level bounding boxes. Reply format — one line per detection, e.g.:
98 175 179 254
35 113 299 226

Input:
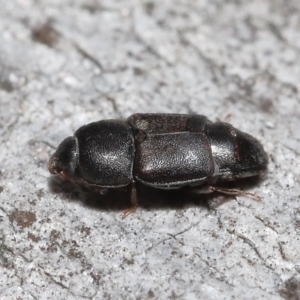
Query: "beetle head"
48 136 78 180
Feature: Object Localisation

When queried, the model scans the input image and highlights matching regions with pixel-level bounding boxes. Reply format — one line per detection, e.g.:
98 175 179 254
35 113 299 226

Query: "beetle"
48 113 268 216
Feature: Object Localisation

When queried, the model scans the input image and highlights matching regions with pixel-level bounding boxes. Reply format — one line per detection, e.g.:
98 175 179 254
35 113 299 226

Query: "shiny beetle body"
49 114 268 214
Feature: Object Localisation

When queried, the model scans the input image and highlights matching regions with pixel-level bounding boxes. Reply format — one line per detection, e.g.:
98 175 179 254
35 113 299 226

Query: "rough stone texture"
1 1 300 299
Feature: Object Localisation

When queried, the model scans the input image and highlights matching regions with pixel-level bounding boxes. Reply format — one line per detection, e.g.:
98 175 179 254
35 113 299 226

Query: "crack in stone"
72 42 104 72
255 216 279 234
227 228 276 271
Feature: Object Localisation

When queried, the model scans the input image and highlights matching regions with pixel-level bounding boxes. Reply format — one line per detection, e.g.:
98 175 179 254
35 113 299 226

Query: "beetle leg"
207 186 262 201
120 181 138 219
190 185 261 201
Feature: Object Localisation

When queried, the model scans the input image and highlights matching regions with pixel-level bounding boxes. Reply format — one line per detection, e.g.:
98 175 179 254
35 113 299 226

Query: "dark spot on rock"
260 98 274 113
59 211 67 217
61 240 83 258
0 80 14 92
50 230 60 241
0 186 3 193
82 3 104 14
36 189 45 199
295 219 300 231
144 2 155 15
91 271 101 285
268 22 285 42
148 290 155 298
47 242 58 253
69 248 83 259
123 258 134 265
280 275 300 300
27 232 40 242
32 23 59 47
0 243 14 269
9 211 36 228
133 67 144 76
80 226 91 236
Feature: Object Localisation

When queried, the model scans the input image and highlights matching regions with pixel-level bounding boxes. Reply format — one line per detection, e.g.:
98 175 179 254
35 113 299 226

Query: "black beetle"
49 114 268 216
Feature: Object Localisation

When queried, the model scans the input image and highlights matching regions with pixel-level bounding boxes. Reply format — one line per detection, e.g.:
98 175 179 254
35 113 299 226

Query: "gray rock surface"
1 1 300 299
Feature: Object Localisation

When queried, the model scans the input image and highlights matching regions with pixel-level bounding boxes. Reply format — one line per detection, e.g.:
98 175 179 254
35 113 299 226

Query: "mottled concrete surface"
1 1 300 299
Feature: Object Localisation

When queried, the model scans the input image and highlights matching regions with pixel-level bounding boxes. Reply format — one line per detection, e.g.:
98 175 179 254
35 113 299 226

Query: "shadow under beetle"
48 113 268 217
